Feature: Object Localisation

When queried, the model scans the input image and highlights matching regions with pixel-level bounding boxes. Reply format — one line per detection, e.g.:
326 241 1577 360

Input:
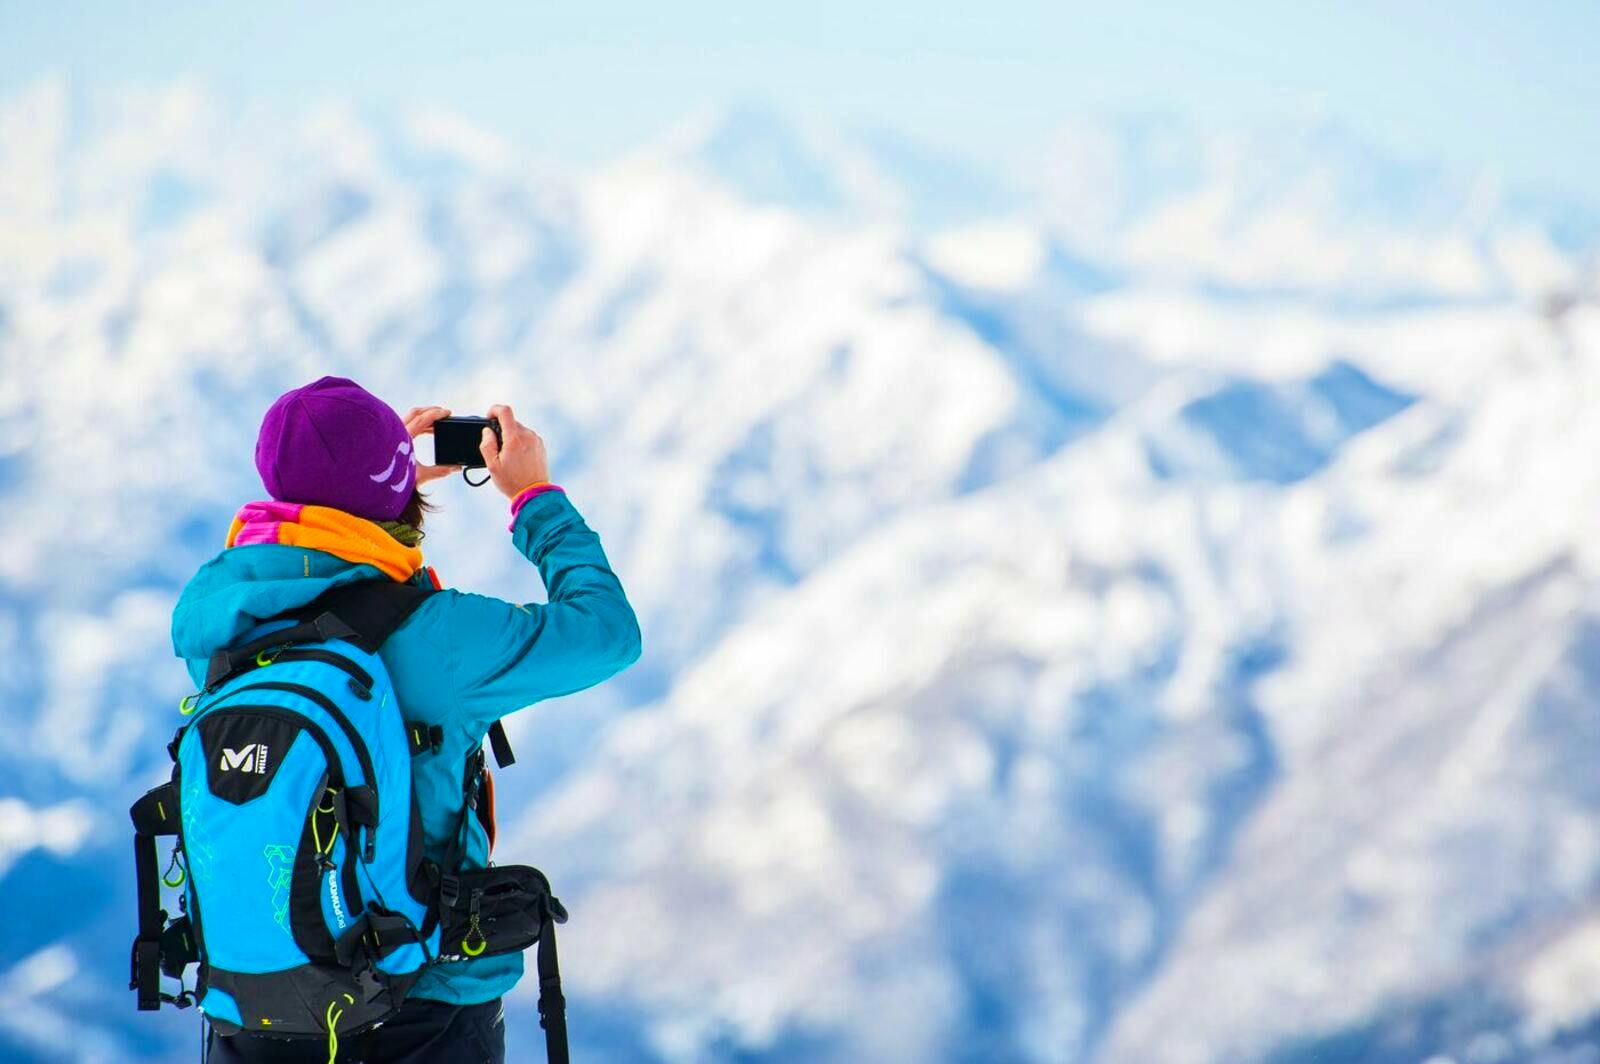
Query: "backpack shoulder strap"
313 581 516 766
298 578 436 654
205 579 436 691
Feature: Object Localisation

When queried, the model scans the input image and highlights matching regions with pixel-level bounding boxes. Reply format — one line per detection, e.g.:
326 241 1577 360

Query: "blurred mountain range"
2 77 1599 1063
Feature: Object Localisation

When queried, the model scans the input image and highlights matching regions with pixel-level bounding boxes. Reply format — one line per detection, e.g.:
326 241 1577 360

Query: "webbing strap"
442 723 509 874
487 720 515 768
204 578 437 692
131 832 163 1011
536 917 569 1064
204 614 352 691
292 579 437 654
131 782 180 1012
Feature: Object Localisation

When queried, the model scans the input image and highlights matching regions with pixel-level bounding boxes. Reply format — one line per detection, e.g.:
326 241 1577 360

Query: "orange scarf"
226 500 424 582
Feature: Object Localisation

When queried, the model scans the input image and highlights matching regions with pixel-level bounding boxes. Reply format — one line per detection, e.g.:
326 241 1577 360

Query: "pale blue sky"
1 1 1595 197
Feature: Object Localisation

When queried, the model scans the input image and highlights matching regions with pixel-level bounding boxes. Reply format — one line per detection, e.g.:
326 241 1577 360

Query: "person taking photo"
166 376 641 1062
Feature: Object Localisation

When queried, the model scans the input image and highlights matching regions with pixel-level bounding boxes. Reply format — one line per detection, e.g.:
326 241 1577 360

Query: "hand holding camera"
477 404 550 499
416 405 549 498
403 406 464 486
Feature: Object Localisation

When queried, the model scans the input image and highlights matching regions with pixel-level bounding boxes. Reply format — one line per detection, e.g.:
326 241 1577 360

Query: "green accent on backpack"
264 844 294 933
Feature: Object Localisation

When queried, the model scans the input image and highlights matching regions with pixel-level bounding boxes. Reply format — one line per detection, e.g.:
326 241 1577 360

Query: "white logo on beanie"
367 440 414 492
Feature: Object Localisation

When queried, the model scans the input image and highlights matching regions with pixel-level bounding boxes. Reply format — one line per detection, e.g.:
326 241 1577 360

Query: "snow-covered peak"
1035 112 1595 302
4 79 1600 1063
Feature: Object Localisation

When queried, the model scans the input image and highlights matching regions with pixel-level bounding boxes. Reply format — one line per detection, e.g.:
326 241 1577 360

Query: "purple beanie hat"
254 376 415 521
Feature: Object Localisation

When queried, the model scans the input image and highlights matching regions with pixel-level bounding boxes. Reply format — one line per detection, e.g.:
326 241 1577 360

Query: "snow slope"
1 77 1598 1062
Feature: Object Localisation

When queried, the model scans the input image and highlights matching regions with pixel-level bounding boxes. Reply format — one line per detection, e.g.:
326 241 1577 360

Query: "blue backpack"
130 580 569 1061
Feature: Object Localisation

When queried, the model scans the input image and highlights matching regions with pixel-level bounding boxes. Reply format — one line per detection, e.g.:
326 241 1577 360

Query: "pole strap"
129 782 181 1012
536 915 569 1064
131 831 164 1011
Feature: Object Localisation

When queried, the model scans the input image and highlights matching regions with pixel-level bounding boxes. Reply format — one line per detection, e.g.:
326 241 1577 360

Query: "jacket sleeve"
444 488 641 727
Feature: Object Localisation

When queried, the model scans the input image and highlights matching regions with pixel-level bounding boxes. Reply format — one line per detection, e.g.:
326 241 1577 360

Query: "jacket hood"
171 544 388 661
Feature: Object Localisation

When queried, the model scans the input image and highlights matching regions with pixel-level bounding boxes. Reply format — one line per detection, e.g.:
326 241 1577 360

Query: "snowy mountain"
1 76 1599 1062
1029 114 1594 304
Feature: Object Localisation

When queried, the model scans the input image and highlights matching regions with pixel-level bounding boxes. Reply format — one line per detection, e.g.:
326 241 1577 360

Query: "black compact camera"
432 416 502 470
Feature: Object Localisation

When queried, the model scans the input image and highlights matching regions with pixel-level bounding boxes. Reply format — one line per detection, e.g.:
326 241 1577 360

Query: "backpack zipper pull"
161 845 187 888
462 888 487 956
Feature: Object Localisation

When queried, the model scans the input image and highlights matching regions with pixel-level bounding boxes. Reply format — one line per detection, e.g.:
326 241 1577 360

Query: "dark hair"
400 487 436 530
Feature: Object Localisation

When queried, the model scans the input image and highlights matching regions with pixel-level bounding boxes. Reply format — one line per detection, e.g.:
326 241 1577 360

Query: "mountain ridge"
2 78 1599 1062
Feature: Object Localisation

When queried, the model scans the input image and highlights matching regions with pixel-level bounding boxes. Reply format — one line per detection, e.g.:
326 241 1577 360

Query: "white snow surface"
2 77 1600 1063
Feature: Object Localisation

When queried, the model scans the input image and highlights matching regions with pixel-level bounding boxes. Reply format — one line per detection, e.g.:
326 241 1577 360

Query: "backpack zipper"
265 649 375 695
223 682 379 799
183 703 348 789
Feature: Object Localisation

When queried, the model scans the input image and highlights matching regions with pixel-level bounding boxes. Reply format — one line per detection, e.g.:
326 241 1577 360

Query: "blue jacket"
169 489 641 1005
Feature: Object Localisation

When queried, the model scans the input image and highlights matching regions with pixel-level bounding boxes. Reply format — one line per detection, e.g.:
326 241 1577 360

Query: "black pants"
206 997 505 1064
